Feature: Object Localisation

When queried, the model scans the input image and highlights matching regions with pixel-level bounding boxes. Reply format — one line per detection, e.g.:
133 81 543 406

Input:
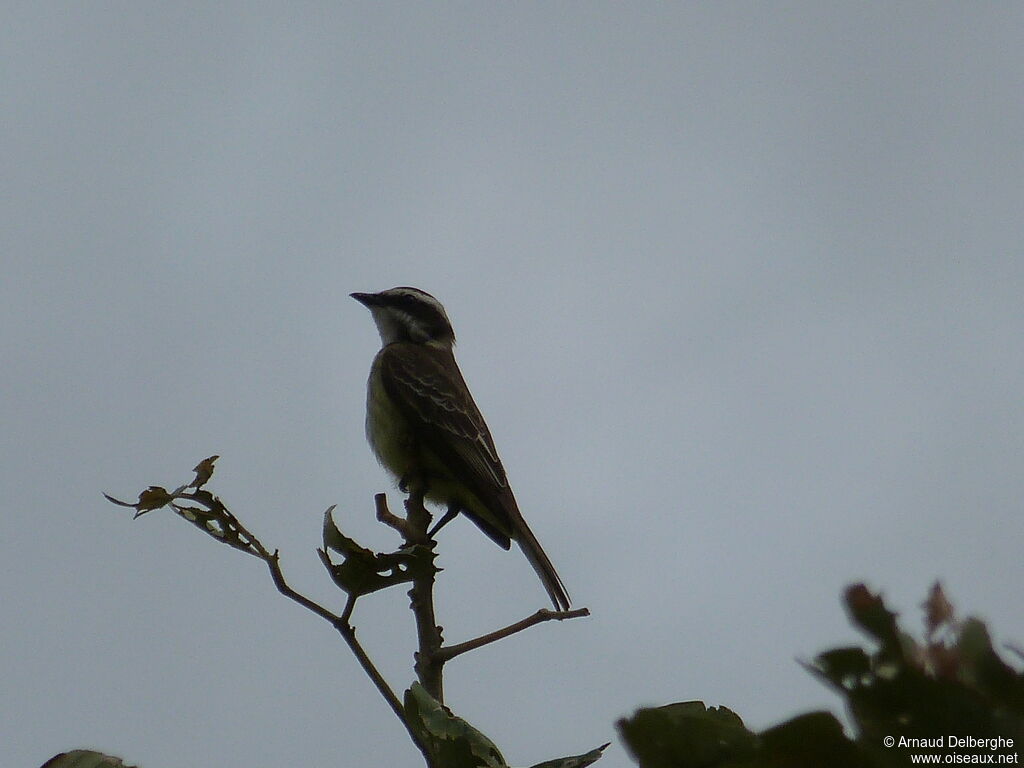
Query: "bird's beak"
350 292 381 307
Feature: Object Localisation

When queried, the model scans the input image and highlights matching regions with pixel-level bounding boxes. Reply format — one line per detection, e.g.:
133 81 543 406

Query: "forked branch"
106 457 434 767
107 456 590 768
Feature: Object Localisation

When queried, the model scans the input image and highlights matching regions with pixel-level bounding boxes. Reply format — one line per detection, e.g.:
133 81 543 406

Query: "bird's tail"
511 511 571 611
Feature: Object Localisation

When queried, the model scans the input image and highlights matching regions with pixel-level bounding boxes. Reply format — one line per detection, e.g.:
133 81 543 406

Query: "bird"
351 286 570 611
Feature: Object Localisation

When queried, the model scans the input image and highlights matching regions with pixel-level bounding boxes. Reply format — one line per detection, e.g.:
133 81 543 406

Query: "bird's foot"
426 506 459 539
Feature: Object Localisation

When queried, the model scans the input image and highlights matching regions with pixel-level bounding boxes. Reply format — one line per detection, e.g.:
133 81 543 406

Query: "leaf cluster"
618 583 1024 767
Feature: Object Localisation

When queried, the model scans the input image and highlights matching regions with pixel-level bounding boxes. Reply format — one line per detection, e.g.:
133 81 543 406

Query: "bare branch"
436 607 591 664
263 551 434 766
266 549 340 624
375 492 412 538
403 490 445 703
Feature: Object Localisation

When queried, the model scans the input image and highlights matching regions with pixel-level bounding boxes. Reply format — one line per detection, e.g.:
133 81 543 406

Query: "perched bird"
352 287 570 611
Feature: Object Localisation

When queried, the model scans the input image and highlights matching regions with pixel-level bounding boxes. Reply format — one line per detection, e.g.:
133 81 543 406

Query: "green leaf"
758 711 869 768
618 585 1024 767
40 751 138 768
956 617 1024 712
843 584 901 652
810 647 872 691
404 681 508 768
617 700 757 768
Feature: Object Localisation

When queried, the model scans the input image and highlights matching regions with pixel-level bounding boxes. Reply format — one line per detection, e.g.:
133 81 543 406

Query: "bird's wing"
379 342 572 611
378 343 512 517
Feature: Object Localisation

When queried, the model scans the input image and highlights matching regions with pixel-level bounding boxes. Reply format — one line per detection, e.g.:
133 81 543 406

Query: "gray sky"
3 4 1023 767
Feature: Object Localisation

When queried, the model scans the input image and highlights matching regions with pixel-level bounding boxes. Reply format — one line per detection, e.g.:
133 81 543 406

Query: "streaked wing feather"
380 344 510 504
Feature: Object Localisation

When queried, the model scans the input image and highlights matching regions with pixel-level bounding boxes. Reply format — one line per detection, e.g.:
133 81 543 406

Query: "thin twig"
265 549 341 624
435 607 591 663
375 492 412 538
341 594 356 626
262 548 434 766
333 608 408 736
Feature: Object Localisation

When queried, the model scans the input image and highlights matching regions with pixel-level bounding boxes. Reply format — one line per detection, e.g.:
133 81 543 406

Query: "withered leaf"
922 580 955 637
190 455 220 488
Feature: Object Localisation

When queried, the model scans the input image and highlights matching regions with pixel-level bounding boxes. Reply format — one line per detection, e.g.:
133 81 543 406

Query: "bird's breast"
364 355 416 480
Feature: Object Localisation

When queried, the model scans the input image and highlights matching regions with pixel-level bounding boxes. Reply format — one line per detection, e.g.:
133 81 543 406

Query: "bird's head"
351 287 456 348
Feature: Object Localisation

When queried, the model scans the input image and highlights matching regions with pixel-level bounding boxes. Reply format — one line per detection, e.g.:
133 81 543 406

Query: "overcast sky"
3 4 1023 767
